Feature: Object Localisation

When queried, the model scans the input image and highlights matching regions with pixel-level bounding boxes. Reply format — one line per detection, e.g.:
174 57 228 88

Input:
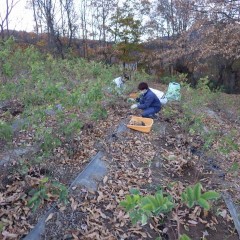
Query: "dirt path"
1 87 239 240
37 102 239 239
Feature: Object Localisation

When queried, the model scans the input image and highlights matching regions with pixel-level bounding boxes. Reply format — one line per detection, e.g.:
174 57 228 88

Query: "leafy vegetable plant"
120 188 174 226
181 183 220 210
28 177 68 211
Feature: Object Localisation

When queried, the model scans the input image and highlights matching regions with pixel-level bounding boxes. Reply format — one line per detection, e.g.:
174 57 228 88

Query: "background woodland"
1 0 240 92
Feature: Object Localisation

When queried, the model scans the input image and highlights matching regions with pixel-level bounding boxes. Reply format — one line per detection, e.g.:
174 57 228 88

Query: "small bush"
60 120 83 137
41 132 61 153
0 120 13 141
120 188 174 226
91 105 108 120
181 183 220 210
28 177 68 211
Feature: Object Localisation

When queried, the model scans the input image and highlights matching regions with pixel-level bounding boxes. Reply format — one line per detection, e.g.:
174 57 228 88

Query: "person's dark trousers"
142 106 161 118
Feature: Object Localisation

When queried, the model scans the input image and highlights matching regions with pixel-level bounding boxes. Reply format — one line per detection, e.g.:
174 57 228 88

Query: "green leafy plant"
41 131 61 154
43 84 66 102
0 120 13 141
61 120 83 137
2 62 14 77
91 62 103 77
28 177 50 211
17 159 30 176
23 91 45 106
83 81 103 106
181 183 220 210
218 130 239 155
162 105 178 119
120 189 174 225
28 177 68 211
121 184 219 239
161 75 178 85
202 131 219 150
188 115 204 135
91 105 108 120
228 162 239 177
179 234 191 240
51 181 68 205
0 38 15 77
160 73 187 85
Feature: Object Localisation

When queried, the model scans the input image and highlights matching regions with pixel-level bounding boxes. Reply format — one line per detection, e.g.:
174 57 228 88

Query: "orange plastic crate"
127 116 154 133
129 92 139 99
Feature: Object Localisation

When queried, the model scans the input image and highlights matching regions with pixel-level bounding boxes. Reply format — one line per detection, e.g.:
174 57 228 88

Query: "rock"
11 118 28 132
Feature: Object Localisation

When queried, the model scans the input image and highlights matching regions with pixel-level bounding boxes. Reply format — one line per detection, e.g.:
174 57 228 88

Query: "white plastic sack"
150 88 168 105
113 77 123 88
160 97 168 105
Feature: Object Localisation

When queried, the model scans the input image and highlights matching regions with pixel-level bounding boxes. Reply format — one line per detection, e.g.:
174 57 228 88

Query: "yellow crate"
127 116 154 133
129 92 139 99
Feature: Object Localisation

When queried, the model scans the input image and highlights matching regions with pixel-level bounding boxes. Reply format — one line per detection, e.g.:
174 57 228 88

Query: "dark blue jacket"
137 89 161 110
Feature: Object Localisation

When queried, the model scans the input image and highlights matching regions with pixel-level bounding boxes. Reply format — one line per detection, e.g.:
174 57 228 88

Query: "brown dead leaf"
198 217 208 224
45 213 54 222
188 220 198 225
103 176 108 184
2 231 18 238
105 202 116 210
95 208 107 219
131 230 147 238
59 205 66 212
149 223 154 229
212 216 218 224
118 189 124 196
70 197 78 211
84 231 100 239
203 209 209 218
219 209 227 218
97 191 104 202
72 232 79 239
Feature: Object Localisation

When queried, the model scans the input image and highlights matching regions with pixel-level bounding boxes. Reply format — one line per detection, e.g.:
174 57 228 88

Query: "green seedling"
28 177 68 211
0 120 13 141
179 234 191 240
181 183 220 210
120 189 174 226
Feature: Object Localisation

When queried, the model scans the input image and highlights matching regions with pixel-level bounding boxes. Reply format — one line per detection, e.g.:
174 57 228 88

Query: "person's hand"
130 104 138 109
127 98 135 103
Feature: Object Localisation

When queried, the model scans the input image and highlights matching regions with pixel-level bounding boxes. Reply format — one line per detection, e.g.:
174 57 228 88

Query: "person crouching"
130 82 161 119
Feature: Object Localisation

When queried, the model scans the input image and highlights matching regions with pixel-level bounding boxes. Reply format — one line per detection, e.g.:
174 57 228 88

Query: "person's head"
122 73 130 83
138 82 148 90
138 82 148 94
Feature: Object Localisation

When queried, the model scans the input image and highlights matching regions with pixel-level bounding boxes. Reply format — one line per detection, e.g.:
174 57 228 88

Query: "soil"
0 84 239 240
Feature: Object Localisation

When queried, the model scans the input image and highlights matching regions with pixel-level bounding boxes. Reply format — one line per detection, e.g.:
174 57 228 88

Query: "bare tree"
59 0 78 48
89 0 118 45
79 0 89 58
31 0 78 58
0 0 20 40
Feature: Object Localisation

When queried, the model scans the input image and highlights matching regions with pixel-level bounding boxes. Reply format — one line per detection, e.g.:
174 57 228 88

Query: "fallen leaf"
97 191 104 202
45 213 54 222
72 232 79 239
203 230 209 236
118 189 124 196
103 176 108 184
2 231 18 238
188 220 198 225
219 209 227 218
70 197 78 211
80 223 88 231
